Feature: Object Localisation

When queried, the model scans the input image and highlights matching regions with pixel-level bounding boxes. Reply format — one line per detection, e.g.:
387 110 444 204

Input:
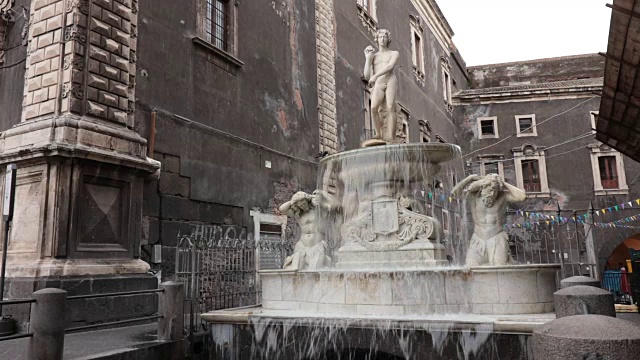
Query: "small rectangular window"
414 33 422 69
518 118 533 133
516 114 537 137
484 161 500 175
480 120 495 136
521 159 541 192
598 156 619 189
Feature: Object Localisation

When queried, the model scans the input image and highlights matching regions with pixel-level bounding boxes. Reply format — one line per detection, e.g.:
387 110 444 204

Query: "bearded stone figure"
279 190 339 270
452 174 527 266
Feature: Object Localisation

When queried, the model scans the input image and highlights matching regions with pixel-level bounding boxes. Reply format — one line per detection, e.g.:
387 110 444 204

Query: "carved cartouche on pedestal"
319 143 459 269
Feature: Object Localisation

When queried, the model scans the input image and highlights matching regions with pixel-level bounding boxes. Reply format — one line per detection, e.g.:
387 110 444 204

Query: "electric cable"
463 96 599 158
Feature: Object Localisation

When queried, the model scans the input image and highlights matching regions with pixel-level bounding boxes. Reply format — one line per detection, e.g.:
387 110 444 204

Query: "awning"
598 0 640 161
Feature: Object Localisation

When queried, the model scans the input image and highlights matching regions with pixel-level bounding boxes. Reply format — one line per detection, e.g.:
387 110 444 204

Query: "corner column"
0 0 158 278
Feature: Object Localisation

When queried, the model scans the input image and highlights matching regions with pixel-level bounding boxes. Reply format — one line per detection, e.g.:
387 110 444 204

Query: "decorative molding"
65 0 89 14
64 25 86 42
512 144 550 197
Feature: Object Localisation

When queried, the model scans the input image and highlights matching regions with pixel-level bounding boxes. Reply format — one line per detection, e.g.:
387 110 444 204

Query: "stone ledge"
1 258 151 278
192 37 244 68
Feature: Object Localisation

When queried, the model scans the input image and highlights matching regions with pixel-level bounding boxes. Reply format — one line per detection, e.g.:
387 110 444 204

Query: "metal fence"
602 270 635 304
175 224 294 333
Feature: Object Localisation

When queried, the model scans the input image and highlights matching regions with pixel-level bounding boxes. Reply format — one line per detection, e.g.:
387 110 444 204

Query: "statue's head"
375 29 392 47
480 174 504 208
290 191 312 215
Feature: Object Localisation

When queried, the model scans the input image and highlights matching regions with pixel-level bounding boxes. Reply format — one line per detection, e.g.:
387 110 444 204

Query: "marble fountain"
202 29 560 359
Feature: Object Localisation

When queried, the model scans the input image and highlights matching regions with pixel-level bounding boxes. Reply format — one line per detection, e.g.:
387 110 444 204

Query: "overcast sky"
436 0 612 66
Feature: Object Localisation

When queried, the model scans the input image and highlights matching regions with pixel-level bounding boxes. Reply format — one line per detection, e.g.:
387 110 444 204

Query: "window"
206 0 229 50
410 15 425 84
521 160 541 193
357 0 377 32
513 144 550 196
195 0 240 63
590 111 599 134
477 117 498 139
598 156 618 189
358 0 374 15
443 69 452 104
478 155 504 178
419 120 431 143
589 143 628 195
442 209 450 233
516 115 537 137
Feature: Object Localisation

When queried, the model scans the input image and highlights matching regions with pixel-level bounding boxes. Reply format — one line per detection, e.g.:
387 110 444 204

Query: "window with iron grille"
521 159 541 193
598 156 619 189
205 0 229 51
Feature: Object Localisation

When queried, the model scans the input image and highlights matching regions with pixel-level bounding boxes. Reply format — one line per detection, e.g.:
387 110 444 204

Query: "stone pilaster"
314 0 338 154
0 0 157 278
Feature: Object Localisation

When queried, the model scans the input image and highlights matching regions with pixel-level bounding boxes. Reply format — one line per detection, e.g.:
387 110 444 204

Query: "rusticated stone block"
109 80 127 96
89 45 110 63
94 0 113 11
159 172 190 198
87 73 109 90
101 10 122 28
108 107 128 123
89 17 111 37
86 101 107 117
98 91 119 107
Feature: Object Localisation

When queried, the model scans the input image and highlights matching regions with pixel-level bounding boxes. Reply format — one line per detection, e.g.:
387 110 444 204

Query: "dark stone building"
455 54 640 276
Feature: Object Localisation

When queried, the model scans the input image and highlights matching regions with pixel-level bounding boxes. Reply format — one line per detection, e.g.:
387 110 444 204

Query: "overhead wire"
463 96 599 158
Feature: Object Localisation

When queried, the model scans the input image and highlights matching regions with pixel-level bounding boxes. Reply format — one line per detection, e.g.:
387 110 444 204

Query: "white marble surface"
259 264 560 316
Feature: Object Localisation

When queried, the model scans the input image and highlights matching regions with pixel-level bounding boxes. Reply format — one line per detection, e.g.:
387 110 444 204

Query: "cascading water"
205 142 559 359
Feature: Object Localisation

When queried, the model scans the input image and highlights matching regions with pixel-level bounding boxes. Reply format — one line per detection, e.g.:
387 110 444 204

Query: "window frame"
515 114 538 137
418 120 431 143
397 104 410 143
590 111 599 134
477 116 499 139
512 145 550 197
589 143 628 195
442 209 450 234
478 155 504 178
410 15 425 84
195 0 242 67
442 67 452 105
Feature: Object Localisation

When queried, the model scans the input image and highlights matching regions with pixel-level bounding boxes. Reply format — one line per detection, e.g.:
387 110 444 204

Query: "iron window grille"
205 0 229 51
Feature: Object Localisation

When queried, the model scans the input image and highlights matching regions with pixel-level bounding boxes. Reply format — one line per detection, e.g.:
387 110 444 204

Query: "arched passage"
596 229 640 278
606 236 640 270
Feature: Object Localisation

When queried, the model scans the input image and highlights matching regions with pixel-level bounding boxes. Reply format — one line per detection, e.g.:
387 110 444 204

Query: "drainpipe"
148 110 157 158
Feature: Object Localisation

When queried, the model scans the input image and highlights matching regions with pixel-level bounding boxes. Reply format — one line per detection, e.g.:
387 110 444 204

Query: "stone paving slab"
0 323 164 359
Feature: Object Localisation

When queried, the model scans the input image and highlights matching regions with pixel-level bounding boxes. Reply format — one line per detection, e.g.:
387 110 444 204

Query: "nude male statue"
364 29 399 143
451 174 527 266
279 190 339 270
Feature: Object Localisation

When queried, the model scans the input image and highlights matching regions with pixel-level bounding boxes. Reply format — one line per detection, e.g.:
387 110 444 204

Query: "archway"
606 236 640 270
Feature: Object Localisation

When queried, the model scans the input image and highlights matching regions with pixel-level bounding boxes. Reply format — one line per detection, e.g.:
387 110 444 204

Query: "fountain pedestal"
335 241 448 269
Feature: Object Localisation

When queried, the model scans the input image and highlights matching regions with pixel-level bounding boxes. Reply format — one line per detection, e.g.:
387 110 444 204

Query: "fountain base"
260 264 559 316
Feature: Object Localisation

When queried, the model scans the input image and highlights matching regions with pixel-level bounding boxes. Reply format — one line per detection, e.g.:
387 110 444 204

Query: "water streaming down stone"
204 142 558 359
